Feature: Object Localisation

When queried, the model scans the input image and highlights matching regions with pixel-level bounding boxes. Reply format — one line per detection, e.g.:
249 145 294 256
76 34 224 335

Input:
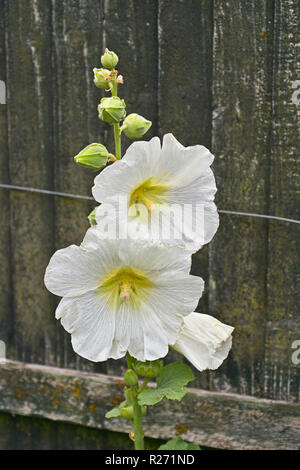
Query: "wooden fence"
0 0 299 449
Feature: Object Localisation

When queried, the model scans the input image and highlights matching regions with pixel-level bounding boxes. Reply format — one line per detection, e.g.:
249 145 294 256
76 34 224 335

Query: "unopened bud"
132 360 163 378
93 68 111 90
120 405 134 420
124 369 138 387
98 96 126 125
101 48 118 70
74 143 109 170
120 113 152 139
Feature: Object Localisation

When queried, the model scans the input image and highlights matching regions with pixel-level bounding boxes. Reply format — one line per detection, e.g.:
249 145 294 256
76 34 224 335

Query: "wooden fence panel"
210 0 272 396
0 0 298 414
4 0 55 364
100 0 159 377
51 0 104 372
158 0 214 388
265 0 300 401
0 0 12 360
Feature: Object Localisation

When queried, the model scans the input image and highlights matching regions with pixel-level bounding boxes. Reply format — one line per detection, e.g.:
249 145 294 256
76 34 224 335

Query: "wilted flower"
44 228 204 362
172 312 234 371
92 134 219 252
93 68 111 90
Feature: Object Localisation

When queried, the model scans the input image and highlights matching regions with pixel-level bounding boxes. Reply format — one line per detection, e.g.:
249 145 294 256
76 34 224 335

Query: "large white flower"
44 228 204 362
173 312 234 371
92 134 219 252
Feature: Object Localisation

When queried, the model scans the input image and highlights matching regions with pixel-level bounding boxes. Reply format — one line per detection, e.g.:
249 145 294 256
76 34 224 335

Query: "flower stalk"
126 353 144 450
111 75 122 160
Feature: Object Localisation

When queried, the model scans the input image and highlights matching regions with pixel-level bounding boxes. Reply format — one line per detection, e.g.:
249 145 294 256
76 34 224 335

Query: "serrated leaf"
158 437 201 450
105 406 121 419
138 362 195 406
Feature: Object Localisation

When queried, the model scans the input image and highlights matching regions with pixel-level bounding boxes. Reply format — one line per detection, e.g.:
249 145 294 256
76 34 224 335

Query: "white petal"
151 276 204 321
160 133 214 187
111 302 170 362
45 235 122 297
118 239 192 275
56 291 117 362
92 160 138 203
122 136 161 173
92 137 161 204
45 245 103 297
172 313 234 371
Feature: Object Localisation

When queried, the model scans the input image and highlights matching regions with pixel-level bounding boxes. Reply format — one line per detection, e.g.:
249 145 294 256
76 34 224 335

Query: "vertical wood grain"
101 0 158 375
0 0 13 360
102 0 158 155
265 0 300 401
51 0 104 371
210 0 272 396
5 0 55 364
158 0 213 386
157 0 213 387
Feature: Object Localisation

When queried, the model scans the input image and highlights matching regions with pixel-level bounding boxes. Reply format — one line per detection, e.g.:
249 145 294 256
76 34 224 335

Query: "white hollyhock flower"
44 228 204 362
172 312 234 371
92 134 219 252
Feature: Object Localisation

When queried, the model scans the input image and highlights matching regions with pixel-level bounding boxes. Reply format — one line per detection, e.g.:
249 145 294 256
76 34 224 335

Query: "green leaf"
138 362 195 406
105 406 121 419
158 437 201 450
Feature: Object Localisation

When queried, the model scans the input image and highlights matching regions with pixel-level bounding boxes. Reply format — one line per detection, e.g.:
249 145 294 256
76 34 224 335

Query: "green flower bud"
124 387 135 404
93 68 111 90
120 113 152 139
88 208 97 226
74 143 109 170
101 48 119 70
98 96 126 125
132 360 163 378
124 369 138 387
120 405 134 420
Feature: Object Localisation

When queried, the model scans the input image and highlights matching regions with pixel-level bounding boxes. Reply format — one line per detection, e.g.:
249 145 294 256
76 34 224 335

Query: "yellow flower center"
99 267 153 310
129 177 169 214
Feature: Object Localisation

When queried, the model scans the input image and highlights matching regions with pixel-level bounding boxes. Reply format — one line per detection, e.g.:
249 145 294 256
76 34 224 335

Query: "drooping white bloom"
44 228 204 362
92 134 219 252
172 312 234 371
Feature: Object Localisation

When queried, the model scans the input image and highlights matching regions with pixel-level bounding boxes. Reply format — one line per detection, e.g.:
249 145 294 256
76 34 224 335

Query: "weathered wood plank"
265 0 300 401
102 0 158 153
51 0 104 372
100 0 159 376
0 361 299 450
0 411 162 450
158 0 214 388
4 0 55 364
0 0 12 360
210 0 272 396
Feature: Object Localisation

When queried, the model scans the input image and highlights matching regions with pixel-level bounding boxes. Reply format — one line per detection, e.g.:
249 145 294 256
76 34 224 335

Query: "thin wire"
218 209 300 225
0 183 299 224
0 183 94 201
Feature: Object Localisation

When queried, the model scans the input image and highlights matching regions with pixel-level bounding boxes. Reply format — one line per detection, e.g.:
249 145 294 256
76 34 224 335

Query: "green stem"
113 124 121 160
138 377 149 394
126 353 144 450
131 392 144 450
111 75 122 160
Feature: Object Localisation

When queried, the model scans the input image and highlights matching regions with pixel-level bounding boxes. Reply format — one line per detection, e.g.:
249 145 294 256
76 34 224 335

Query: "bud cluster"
74 48 152 170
